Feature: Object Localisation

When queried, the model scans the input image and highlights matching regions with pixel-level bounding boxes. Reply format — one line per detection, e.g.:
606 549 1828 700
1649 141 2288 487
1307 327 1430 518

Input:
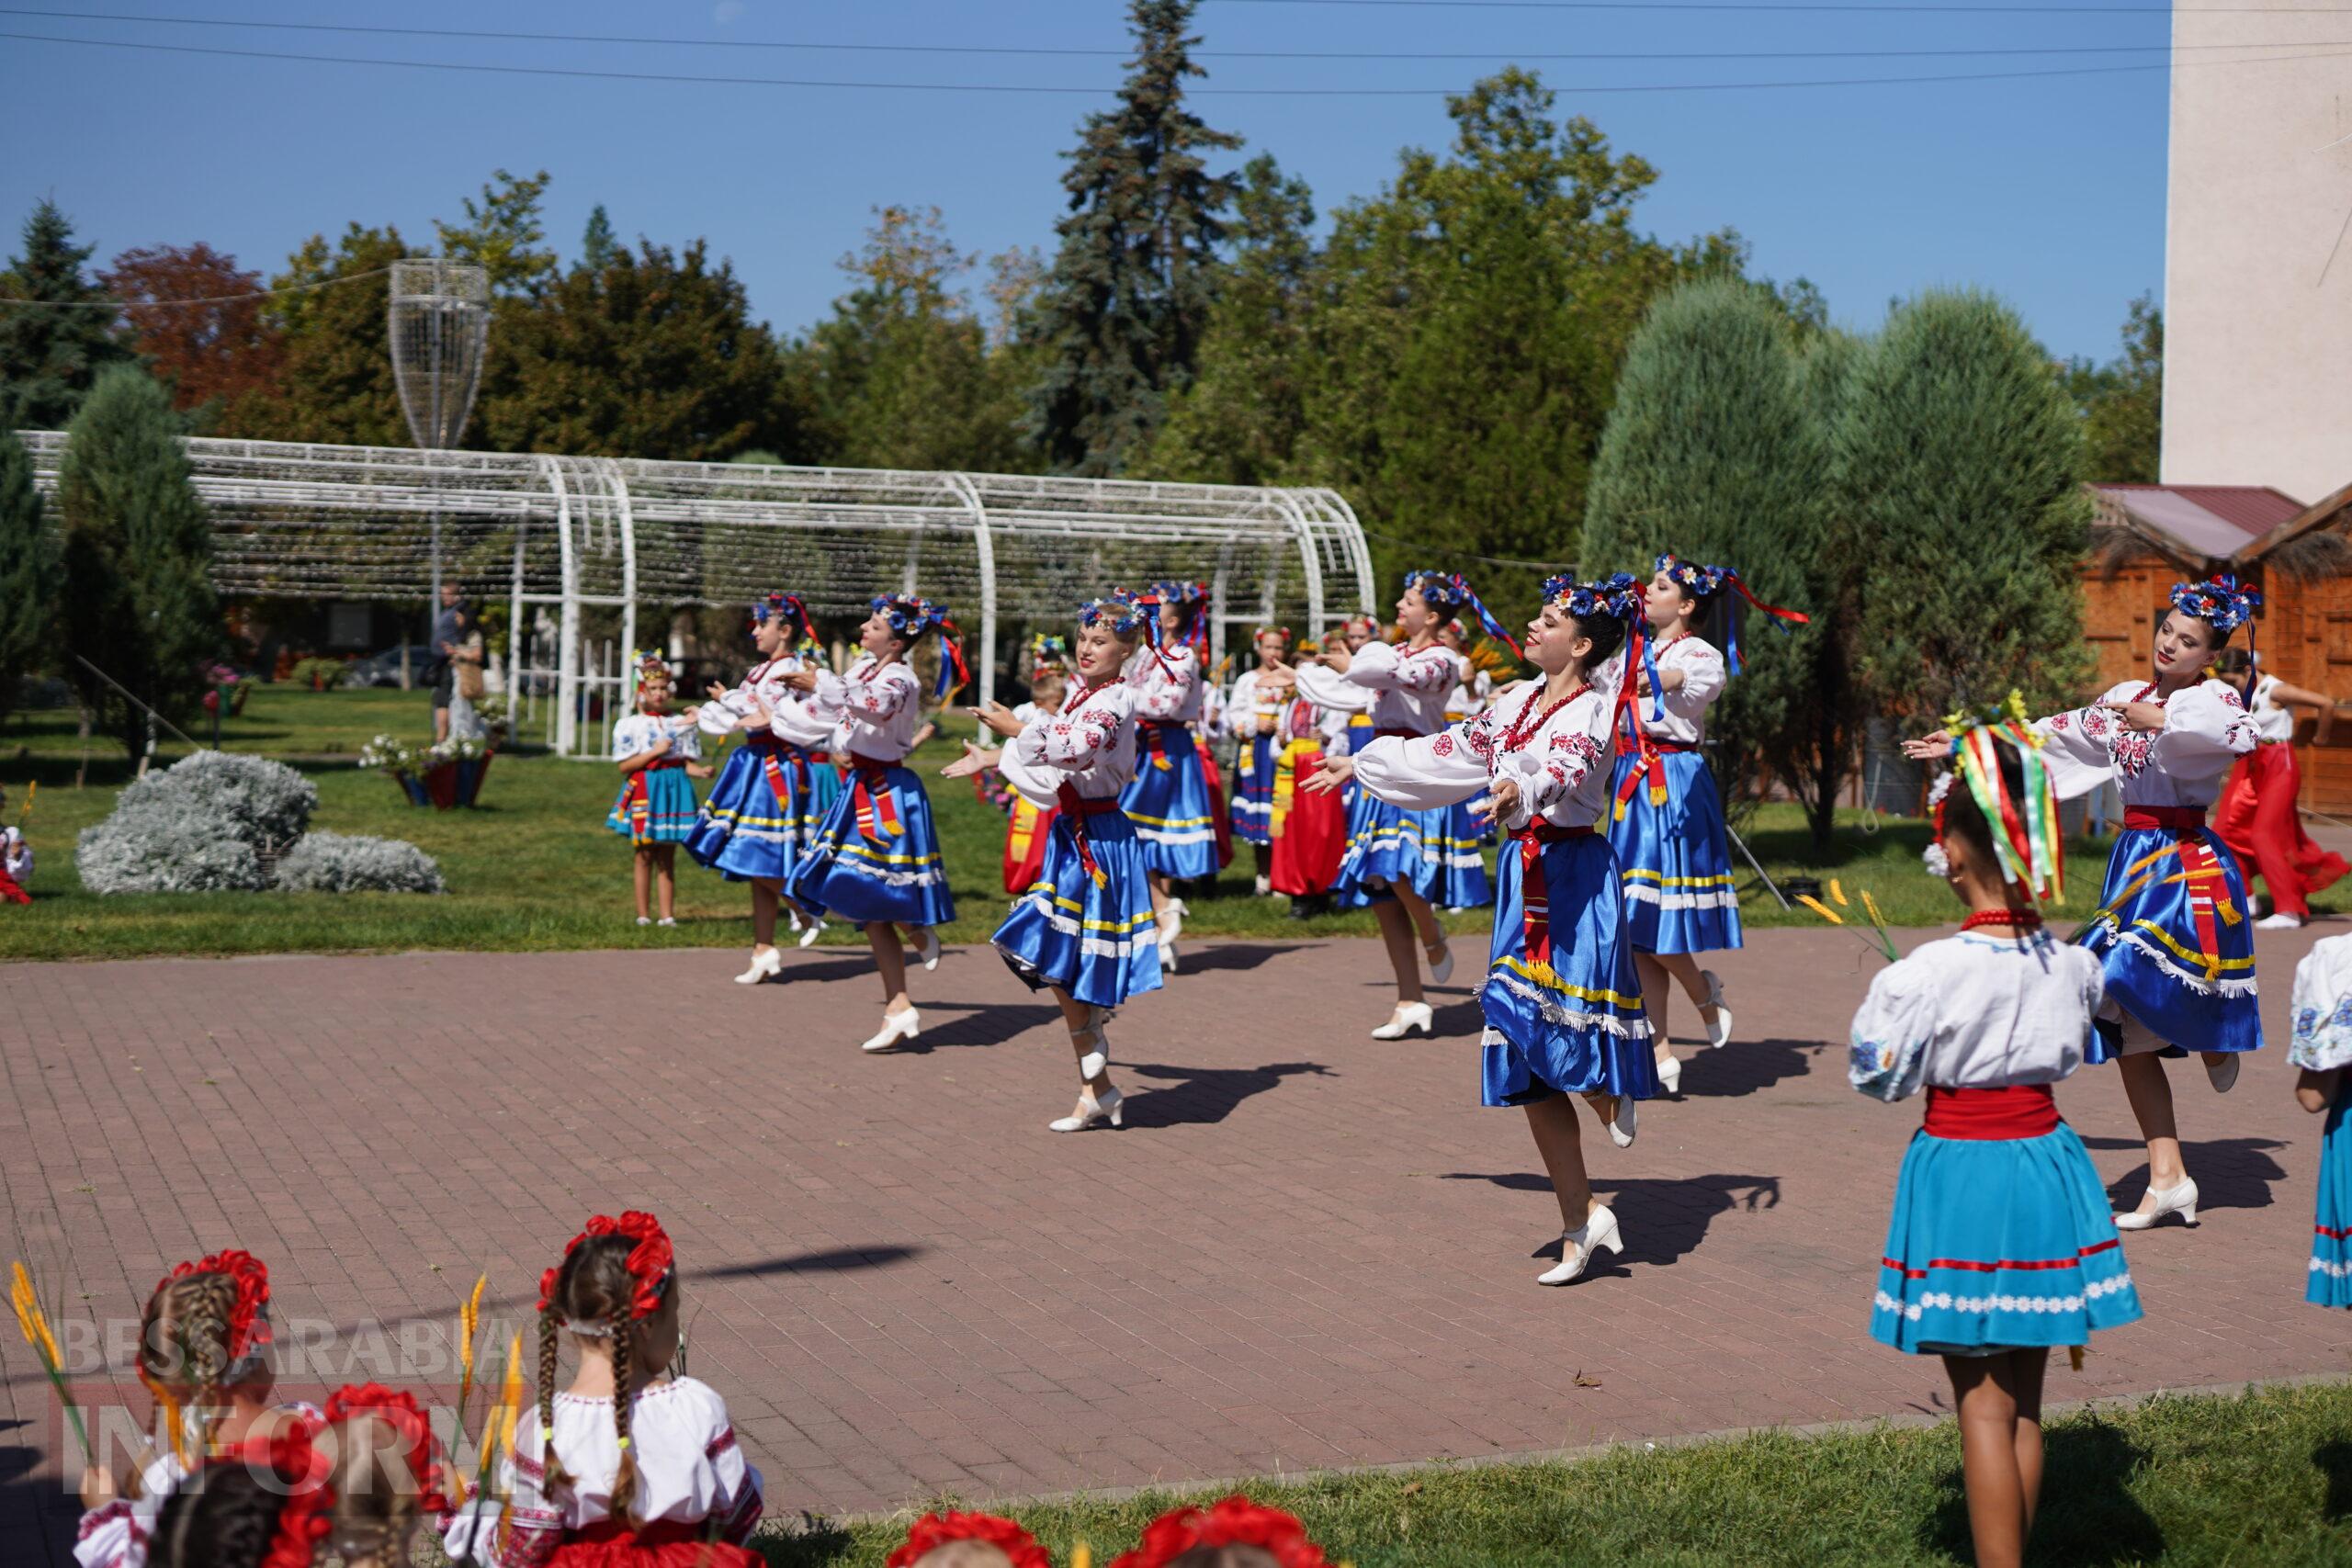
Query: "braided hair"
150 1461 280 1568
141 1270 242 1453
537 1231 674 1522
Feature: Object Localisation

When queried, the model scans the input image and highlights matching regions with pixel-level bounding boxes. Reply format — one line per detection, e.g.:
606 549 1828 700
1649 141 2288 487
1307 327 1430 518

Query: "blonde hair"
321 1414 424 1567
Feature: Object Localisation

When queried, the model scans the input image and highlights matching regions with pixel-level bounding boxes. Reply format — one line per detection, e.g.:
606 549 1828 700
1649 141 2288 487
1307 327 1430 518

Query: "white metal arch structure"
17 432 1376 758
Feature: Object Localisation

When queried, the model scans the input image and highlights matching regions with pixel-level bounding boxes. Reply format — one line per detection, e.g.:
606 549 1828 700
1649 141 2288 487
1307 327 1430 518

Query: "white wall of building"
2163 6 2352 502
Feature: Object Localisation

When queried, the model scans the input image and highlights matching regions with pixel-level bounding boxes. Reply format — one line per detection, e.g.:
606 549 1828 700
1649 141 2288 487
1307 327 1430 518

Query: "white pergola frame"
20 432 1374 758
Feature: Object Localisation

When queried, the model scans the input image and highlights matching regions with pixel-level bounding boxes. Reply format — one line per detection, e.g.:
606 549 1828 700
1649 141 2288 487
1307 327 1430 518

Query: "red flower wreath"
324 1382 451 1516
886 1510 1053 1568
159 1248 273 1360
1109 1496 1331 1568
242 1421 336 1568
537 1211 675 1321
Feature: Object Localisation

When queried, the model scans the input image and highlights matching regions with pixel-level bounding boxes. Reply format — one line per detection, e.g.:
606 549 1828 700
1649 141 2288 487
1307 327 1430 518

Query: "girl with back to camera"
1905 574 2263 1233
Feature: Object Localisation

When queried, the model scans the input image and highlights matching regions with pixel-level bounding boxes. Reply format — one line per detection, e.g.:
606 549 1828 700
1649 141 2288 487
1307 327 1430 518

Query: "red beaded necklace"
1959 908 2043 934
1504 681 1589 752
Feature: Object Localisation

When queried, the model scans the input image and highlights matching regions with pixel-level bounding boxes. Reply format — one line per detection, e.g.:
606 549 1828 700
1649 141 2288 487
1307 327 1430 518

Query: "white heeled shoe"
1604 1093 1639 1148
1426 941 1454 986
2114 1177 2199 1230
637 916 653 928
733 947 783 985
1050 1085 1125 1133
1371 1001 1435 1040
1539 1205 1623 1285
860 1008 922 1053
1656 1054 1682 1096
1074 1009 1113 1080
912 926 941 971
2205 1053 2240 1094
1254 874 1272 897
797 913 825 950
1700 970 1733 1049
2256 911 2305 931
1157 919 1181 974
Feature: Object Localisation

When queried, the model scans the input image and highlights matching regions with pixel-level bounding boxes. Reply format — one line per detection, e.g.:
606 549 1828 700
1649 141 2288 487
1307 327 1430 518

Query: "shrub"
273 831 444 895
107 750 314 850
77 809 267 894
288 655 346 688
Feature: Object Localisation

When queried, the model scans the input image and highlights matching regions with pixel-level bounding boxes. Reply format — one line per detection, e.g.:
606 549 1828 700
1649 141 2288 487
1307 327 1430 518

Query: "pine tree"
581 205 618 272
1023 0 1241 476
1841 289 2091 726
1581 277 1856 849
0 200 138 431
57 367 220 759
0 428 57 731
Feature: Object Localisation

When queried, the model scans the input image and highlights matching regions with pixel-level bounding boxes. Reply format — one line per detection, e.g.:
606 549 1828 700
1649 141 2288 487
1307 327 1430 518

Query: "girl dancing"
1120 581 1222 969
2213 649 2346 930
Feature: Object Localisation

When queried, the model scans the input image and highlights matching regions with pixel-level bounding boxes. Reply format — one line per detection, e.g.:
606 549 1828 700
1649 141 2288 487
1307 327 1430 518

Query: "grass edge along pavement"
3 687 2344 963
515 1380 2352 1566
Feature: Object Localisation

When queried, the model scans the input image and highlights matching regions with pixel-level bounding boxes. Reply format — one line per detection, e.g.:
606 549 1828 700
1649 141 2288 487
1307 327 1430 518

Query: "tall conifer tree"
0 201 137 431
0 428 57 731
1024 0 1240 476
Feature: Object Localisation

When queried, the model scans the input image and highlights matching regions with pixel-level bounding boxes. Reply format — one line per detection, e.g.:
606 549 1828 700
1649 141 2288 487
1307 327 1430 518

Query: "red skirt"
1200 746 1236 869
1271 742 1346 896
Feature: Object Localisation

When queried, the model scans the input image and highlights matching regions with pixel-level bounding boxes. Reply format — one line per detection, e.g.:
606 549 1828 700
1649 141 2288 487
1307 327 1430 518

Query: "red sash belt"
744 734 815 826
1137 719 1191 772
1923 1084 2058 1140
1612 738 1697 821
1054 784 1121 888
620 758 688 839
2124 807 2206 832
848 751 904 842
1513 821 1595 967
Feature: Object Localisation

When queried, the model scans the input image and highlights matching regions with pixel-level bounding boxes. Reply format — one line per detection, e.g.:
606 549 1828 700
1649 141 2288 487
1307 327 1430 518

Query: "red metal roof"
2091 484 2308 559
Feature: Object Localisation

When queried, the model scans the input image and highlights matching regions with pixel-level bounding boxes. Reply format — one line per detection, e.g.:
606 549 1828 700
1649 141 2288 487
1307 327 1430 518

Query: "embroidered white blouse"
610 712 703 763
2290 933 2352 1073
1848 932 2106 1102
695 655 839 750
813 654 924 761
996 681 1139 807
75 1403 325 1568
443 1376 763 1563
3 824 28 882
1294 639 1457 737
1227 668 1292 741
1352 681 1614 832
2029 679 2258 807
1126 643 1206 724
1635 635 1727 745
2247 674 2296 745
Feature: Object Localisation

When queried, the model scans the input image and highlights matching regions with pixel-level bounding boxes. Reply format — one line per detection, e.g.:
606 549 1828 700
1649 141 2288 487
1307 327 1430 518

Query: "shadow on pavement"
1439 1172 1782 1271
0 1422 75 1568
1174 942 1313 975
898 1001 1066 1052
2082 1134 2290 1213
696 1246 924 1280
1675 1038 1824 1099
1123 1060 1337 1127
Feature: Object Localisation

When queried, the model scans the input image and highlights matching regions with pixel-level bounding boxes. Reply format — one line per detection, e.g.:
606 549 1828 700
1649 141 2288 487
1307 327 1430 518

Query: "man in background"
430 581 465 743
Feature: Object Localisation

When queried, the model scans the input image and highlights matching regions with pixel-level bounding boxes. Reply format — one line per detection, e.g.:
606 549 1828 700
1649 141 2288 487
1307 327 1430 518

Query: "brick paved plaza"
4 922 2346 1557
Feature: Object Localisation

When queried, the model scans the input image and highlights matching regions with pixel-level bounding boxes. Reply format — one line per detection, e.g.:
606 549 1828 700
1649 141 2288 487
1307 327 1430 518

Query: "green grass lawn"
740 1382 2352 1567
4 688 2343 963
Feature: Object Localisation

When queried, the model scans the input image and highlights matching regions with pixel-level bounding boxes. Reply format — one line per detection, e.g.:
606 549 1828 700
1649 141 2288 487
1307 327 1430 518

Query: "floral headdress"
1109 1495 1332 1568
2170 572 2263 695
1082 587 1183 674
322 1382 452 1517
1652 554 1810 675
1544 571 1662 748
886 1510 1054 1568
1028 634 1071 683
631 649 672 694
872 594 970 699
751 592 811 638
537 1212 675 1332
158 1248 273 1371
1921 693 2064 904
1402 569 1521 659
1148 579 1212 653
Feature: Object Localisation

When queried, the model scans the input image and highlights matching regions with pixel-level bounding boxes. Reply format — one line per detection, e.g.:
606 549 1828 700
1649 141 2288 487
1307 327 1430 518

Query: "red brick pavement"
5 921 2348 1557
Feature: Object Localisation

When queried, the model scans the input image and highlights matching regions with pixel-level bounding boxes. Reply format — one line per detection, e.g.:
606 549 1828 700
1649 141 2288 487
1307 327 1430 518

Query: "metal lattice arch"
19 433 1374 757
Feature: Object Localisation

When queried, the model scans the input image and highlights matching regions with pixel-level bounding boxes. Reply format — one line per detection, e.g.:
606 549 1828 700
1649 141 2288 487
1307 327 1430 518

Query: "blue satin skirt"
2081 825 2260 1060
1605 749 1741 955
991 809 1165 1010
787 764 955 927
1478 832 1657 1108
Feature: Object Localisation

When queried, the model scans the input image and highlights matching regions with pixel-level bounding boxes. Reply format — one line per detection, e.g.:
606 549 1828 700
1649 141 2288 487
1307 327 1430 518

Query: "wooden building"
2084 479 2352 812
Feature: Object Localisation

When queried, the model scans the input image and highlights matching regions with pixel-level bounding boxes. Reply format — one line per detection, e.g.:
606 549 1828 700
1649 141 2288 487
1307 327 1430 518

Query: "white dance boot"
1700 970 1734 1049
1539 1205 1623 1285
1656 1054 1682 1096
733 947 783 986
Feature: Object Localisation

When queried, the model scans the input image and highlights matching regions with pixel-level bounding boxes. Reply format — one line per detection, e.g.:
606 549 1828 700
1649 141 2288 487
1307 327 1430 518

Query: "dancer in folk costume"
2292 933 2352 1308
946 592 1165 1132
446 1212 763 1568
1296 572 1516 1039
76 1250 320 1568
1270 671 1350 912
2212 649 2346 930
605 653 714 930
997 636 1071 897
0 824 28 904
1611 555 1807 1092
1905 573 2264 1232
1856 715 2142 1568
1432 618 1502 908
1120 581 1222 969
1315 575 1657 1280
1226 626 1295 896
684 593 843 981
787 594 964 1051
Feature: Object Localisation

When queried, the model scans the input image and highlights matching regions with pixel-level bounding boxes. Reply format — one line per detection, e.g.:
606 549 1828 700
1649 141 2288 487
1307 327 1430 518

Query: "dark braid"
537 1304 571 1500
608 1307 639 1521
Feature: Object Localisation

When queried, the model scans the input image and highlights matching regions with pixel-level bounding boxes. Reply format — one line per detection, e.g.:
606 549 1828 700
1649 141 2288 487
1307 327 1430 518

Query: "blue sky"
0 0 2289 363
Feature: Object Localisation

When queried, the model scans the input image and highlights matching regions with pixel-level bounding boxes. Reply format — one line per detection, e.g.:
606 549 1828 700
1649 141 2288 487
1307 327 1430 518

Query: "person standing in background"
429 580 466 744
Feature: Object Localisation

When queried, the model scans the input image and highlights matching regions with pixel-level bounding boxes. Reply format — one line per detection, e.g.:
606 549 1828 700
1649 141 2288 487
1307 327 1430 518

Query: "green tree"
0 200 137 431
56 367 220 759
581 204 619 273
0 428 57 730
1023 0 1241 475
2063 293 2162 484
1580 278 1855 849
217 223 412 446
1142 153 1317 488
473 238 814 462
435 168 560 297
1842 289 2091 726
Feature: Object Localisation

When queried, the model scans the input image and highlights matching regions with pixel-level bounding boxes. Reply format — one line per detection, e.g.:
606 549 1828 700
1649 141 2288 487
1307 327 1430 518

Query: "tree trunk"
74 705 90 789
